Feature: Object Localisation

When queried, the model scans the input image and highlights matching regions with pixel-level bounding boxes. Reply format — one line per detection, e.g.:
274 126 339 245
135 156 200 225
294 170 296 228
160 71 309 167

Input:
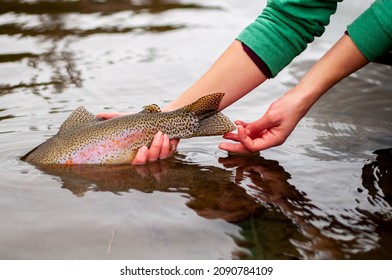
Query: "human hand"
219 91 308 154
132 132 179 165
96 112 179 165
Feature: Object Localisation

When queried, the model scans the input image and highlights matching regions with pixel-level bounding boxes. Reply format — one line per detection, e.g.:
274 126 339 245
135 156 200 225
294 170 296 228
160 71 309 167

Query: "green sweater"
237 0 392 77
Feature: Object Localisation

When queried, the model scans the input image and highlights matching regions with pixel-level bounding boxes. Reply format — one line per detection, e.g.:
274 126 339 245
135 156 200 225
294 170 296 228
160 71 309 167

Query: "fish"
21 92 236 164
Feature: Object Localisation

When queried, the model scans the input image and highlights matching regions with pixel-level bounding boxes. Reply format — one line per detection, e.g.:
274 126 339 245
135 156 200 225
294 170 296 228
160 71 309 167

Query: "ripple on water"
1 0 391 260
290 62 392 161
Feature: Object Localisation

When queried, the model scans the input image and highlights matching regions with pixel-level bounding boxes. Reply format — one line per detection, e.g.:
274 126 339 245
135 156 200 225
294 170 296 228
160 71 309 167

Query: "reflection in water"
30 154 303 259
2 0 391 260
0 0 214 95
362 149 392 210
357 148 392 257
33 155 264 221
0 0 212 16
0 37 83 95
219 155 346 259
30 152 392 259
354 148 392 259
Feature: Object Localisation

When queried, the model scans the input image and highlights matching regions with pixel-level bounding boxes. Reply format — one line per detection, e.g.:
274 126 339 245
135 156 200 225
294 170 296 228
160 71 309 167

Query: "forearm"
290 34 369 114
163 40 267 112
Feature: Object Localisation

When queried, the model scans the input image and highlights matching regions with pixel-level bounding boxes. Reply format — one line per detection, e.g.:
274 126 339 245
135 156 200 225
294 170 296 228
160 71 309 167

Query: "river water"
0 0 391 259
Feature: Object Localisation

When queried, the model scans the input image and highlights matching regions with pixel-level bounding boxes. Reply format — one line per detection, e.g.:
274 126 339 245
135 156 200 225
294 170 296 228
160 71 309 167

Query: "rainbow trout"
22 92 235 164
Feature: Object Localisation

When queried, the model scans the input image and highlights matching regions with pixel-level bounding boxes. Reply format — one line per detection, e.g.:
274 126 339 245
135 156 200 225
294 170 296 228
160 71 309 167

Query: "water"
0 0 391 259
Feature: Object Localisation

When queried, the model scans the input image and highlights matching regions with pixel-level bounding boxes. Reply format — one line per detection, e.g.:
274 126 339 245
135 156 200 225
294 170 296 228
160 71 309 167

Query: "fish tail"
195 112 236 136
181 92 236 136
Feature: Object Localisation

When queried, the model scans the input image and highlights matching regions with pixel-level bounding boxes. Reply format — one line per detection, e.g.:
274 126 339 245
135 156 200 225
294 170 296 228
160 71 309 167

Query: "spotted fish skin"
22 93 235 164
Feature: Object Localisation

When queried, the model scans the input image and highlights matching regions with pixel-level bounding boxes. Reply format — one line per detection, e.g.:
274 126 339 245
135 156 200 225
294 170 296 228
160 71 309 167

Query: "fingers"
243 114 275 137
220 125 261 154
220 125 250 153
222 132 241 142
219 121 282 154
169 138 180 151
160 134 171 159
132 132 177 165
235 125 259 152
132 146 149 165
147 131 164 161
222 120 252 142
234 120 249 127
218 142 253 154
153 133 178 160
233 118 271 139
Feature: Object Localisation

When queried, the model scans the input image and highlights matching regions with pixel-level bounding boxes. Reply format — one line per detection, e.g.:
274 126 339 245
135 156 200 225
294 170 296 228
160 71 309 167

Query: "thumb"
244 113 277 137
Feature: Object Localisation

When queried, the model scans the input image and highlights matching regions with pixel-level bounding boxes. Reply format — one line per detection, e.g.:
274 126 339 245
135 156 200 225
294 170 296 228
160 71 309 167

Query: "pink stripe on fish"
60 130 146 164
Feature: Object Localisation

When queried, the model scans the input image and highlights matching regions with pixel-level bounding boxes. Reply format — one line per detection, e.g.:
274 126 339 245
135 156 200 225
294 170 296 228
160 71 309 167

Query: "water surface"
0 0 391 259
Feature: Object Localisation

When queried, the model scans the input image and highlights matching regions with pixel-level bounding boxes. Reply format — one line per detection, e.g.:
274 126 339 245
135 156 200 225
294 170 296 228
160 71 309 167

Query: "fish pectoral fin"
59 106 98 134
140 104 161 113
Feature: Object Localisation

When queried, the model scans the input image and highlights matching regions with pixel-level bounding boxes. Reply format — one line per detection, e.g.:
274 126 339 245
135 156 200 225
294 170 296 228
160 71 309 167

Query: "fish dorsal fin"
59 106 97 133
180 92 224 117
140 104 161 113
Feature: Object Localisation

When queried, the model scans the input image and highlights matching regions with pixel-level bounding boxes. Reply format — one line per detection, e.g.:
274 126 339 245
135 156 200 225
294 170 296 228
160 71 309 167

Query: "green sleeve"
237 0 341 77
347 0 392 62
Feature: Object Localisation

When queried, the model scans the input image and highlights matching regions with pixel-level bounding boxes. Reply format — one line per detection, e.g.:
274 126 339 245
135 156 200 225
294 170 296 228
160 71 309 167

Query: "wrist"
283 86 318 118
285 34 369 116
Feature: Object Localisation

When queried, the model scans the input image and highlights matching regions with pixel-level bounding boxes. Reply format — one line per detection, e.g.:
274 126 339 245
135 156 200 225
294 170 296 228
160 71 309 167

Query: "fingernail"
141 146 148 154
155 131 163 140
